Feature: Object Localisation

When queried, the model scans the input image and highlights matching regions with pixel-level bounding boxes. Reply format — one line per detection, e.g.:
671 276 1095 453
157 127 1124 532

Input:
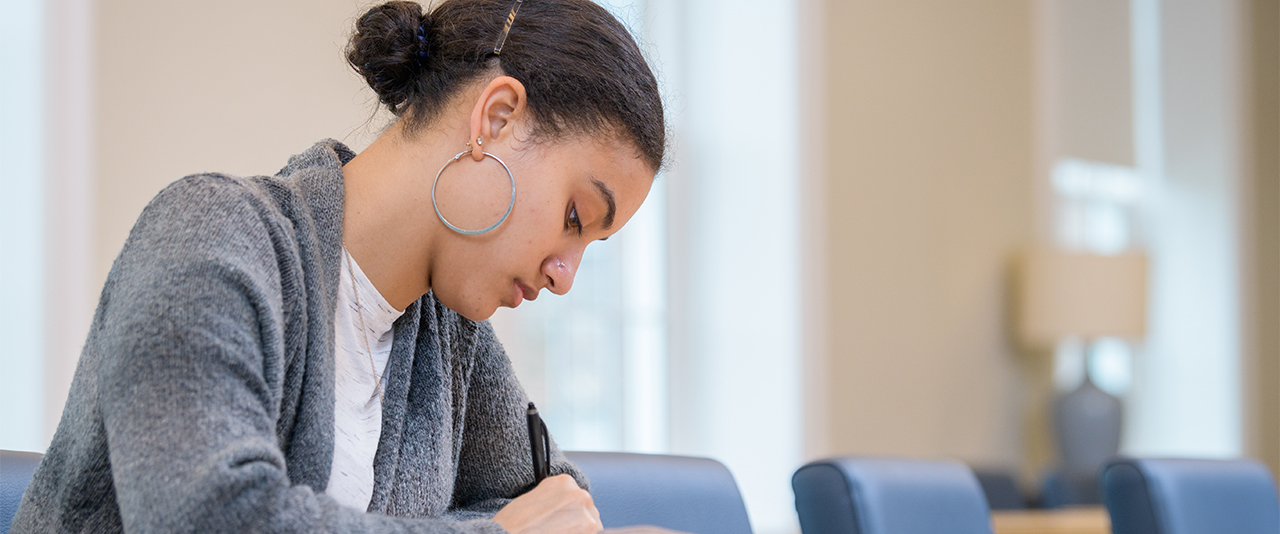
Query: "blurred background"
1 0 1276 533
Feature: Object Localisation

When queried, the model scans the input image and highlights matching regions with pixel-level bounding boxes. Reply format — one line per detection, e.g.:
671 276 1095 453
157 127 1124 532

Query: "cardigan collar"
279 138 356 301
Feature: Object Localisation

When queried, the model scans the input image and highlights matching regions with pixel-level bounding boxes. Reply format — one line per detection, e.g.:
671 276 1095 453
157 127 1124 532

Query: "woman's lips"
512 281 538 308
518 281 537 302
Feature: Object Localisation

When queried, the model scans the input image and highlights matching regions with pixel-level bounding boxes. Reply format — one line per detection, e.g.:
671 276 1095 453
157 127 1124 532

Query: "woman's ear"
469 76 527 161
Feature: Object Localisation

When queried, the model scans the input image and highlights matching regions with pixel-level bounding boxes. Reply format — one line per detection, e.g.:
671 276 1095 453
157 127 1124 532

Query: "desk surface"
991 507 1111 534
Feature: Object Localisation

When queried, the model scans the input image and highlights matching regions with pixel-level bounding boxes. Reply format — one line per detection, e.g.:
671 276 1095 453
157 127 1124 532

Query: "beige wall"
1043 0 1133 168
820 0 1037 470
1032 0 1134 248
93 0 383 289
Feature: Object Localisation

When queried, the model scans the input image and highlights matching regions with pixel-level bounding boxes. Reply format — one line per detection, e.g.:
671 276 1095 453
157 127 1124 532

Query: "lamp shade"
1016 250 1147 347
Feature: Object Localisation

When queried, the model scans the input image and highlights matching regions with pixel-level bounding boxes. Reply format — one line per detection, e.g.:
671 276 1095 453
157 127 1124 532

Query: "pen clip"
539 418 551 480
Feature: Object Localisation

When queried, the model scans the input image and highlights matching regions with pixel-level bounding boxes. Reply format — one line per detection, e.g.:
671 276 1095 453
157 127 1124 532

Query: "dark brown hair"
347 0 665 171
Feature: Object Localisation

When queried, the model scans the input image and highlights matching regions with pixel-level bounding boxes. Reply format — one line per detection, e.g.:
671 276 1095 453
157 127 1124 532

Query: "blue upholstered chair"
1102 458 1280 534
1 450 43 534
792 457 993 534
565 451 753 534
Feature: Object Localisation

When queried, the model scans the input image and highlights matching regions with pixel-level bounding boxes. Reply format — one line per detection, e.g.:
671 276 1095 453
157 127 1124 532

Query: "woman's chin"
436 293 499 322
468 307 499 322
455 304 497 322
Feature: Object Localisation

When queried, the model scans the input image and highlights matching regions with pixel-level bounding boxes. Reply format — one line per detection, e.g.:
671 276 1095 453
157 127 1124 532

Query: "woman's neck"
341 124 456 311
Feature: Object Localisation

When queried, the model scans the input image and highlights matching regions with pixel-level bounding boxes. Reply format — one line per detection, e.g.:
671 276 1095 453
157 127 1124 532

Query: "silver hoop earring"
431 150 516 235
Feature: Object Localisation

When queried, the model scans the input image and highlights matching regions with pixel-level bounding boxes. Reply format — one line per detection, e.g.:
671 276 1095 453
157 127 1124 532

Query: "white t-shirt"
327 248 404 510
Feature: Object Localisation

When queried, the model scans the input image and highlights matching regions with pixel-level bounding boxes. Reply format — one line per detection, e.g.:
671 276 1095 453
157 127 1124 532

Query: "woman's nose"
542 253 580 295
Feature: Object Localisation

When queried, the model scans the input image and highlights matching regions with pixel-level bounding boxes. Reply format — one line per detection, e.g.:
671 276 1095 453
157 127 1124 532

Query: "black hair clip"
492 0 523 56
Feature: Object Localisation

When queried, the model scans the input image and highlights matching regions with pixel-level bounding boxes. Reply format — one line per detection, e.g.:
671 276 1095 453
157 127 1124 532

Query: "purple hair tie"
415 24 428 68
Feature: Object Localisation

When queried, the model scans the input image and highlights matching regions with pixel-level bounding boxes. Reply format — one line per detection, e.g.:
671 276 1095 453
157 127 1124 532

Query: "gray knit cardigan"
11 140 584 533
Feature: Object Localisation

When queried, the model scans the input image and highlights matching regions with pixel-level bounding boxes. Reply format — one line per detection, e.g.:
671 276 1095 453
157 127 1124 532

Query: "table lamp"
1016 249 1147 478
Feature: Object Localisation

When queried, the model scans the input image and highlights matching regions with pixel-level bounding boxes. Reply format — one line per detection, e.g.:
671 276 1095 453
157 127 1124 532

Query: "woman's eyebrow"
593 178 616 230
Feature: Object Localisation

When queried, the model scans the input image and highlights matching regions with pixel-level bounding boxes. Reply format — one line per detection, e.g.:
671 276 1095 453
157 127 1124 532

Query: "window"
0 0 46 453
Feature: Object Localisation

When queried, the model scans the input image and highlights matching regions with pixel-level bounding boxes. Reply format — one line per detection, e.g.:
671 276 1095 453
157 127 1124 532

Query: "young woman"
11 0 665 532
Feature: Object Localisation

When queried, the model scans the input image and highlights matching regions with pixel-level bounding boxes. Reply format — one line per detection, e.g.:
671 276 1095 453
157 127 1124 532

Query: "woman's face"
428 134 654 321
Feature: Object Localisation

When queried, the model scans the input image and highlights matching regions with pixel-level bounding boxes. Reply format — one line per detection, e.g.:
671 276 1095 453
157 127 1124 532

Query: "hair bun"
347 1 431 112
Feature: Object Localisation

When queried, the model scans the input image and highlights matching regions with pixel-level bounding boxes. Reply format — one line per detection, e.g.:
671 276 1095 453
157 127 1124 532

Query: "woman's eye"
567 205 583 235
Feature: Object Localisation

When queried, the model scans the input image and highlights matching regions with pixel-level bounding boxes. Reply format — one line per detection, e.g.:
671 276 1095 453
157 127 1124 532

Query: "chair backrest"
792 457 994 534
1 450 43 534
565 451 753 534
1102 458 1280 534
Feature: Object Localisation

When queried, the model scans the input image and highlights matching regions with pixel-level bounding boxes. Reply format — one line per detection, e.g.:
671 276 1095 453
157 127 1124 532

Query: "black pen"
526 402 550 484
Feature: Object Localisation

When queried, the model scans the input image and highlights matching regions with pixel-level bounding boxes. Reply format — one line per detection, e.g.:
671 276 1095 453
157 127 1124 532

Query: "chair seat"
566 451 753 534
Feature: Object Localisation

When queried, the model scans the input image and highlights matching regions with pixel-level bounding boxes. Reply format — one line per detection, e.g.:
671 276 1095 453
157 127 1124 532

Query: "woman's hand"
492 474 603 534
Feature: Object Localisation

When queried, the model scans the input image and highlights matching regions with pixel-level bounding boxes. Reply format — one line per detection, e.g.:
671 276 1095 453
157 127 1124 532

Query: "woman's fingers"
492 474 603 534
491 474 692 534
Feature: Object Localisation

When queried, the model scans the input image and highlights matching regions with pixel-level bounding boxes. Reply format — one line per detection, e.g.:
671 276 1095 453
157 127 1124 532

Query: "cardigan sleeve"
94 175 505 534
447 320 589 519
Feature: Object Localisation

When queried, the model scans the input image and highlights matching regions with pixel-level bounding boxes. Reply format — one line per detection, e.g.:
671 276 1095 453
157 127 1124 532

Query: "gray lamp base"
1053 372 1123 473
